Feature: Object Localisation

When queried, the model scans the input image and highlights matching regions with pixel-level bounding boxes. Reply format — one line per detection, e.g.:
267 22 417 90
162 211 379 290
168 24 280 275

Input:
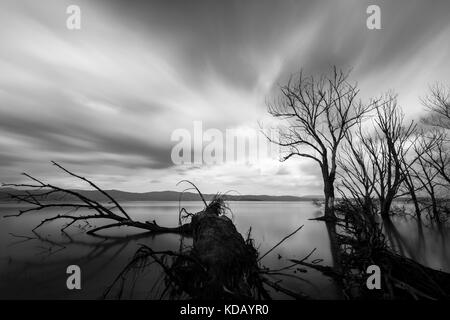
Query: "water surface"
0 201 448 299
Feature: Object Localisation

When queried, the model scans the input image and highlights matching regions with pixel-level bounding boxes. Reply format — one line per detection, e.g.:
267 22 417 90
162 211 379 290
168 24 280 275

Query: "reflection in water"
0 201 449 299
383 216 450 272
384 218 417 260
324 221 344 299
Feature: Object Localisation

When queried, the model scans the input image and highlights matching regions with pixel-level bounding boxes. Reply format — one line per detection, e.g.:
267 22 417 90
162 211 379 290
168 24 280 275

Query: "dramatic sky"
1 0 449 195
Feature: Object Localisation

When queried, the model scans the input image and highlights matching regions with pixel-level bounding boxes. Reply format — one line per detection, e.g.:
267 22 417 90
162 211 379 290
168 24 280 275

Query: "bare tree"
266 67 374 219
401 152 425 219
420 84 450 193
337 128 378 218
397 129 442 220
418 129 450 187
411 141 443 224
338 94 417 220
422 83 450 130
410 130 450 223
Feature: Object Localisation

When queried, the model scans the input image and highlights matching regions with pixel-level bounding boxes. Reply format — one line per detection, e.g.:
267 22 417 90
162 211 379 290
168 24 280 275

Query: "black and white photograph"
0 0 450 311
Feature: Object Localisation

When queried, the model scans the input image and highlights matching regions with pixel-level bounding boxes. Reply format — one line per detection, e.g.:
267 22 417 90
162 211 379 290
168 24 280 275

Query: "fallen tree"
3 162 309 300
102 200 308 300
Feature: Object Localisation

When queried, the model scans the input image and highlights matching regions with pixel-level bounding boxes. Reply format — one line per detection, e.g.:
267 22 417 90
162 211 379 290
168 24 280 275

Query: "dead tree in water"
402 82 450 221
420 83 450 193
418 130 450 188
294 200 450 300
3 162 309 300
405 132 450 224
265 67 375 220
337 131 378 219
338 94 417 220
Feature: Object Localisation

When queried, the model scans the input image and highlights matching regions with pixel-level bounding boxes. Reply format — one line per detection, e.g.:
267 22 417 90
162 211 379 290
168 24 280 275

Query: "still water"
0 201 449 299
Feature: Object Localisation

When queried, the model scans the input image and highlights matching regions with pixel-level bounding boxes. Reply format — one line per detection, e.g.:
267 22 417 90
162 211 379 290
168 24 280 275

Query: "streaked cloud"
0 0 449 195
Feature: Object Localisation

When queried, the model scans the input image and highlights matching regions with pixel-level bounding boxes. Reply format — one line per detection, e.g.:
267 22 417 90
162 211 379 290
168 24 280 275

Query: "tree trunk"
430 193 441 224
187 209 260 299
405 176 421 219
116 205 306 300
410 191 421 219
380 190 396 220
380 199 391 220
323 178 336 220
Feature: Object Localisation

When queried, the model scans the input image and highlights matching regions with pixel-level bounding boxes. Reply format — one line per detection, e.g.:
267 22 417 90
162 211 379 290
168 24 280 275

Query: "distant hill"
0 187 323 203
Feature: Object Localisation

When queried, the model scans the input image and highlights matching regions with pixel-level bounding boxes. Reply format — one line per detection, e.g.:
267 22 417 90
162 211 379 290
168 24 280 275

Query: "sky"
0 0 450 196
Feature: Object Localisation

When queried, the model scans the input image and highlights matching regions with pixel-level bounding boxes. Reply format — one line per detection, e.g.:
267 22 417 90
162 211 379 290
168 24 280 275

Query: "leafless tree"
422 83 450 130
407 131 450 223
418 130 450 188
420 84 450 196
396 83 450 222
337 128 377 219
338 93 417 220
412 141 443 223
400 152 425 219
397 129 442 220
266 67 375 219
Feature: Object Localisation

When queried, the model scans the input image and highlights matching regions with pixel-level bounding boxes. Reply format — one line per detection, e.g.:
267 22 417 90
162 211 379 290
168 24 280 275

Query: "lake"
0 201 449 299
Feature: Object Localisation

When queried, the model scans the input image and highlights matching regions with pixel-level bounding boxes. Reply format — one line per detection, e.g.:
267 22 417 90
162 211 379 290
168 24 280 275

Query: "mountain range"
0 187 323 203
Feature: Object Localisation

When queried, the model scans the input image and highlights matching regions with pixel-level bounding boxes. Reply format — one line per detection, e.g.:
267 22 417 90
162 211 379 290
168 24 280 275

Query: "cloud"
0 0 449 194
